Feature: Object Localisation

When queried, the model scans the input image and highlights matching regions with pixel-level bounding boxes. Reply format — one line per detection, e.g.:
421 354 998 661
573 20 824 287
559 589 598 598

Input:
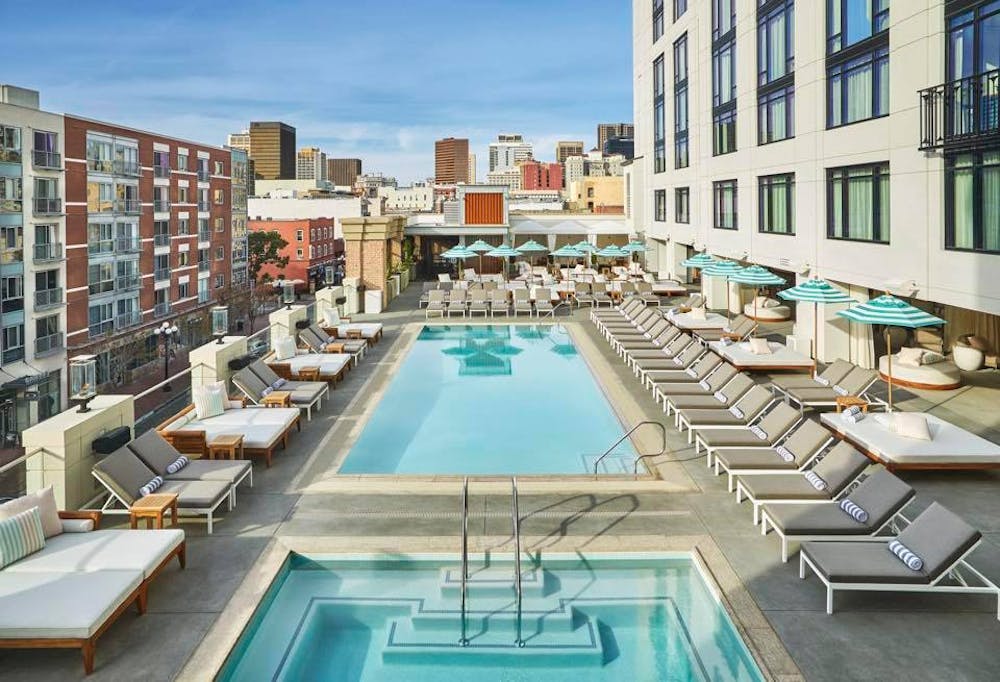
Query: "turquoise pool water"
338 325 635 474
219 554 765 682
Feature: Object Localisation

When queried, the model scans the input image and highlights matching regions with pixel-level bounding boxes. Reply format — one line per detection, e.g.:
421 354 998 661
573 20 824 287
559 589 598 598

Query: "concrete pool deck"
4 283 1000 681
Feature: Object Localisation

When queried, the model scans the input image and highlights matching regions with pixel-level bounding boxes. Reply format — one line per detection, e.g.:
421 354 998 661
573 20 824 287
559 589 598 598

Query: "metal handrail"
511 477 524 647
539 300 572 319
459 477 469 646
592 420 668 476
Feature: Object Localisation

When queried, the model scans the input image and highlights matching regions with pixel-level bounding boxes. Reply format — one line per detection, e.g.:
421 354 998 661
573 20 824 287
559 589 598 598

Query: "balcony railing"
154 301 172 318
154 165 171 178
0 248 22 265
114 199 141 214
919 69 1000 150
197 201 211 212
33 198 62 215
154 233 171 248
154 200 171 212
87 158 113 173
34 288 63 309
113 160 140 176
1 346 24 364
198 261 210 272
197 169 211 182
198 231 211 244
116 236 142 253
88 320 114 338
116 311 141 330
0 149 21 163
34 332 63 356
198 291 211 304
116 273 140 291
154 268 171 281
32 243 63 262
32 150 62 170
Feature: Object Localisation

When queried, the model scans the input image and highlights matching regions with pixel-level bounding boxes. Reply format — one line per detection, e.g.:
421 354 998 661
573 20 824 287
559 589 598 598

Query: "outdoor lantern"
211 306 229 343
324 266 335 286
69 355 98 413
282 281 296 309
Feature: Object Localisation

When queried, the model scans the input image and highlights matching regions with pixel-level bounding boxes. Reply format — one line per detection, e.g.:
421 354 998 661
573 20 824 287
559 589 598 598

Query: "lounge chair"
711 418 833 490
695 314 756 343
638 342 705 387
301 325 366 364
664 373 755 420
642 353 722 390
695 402 802 459
635 281 660 305
592 282 613 308
774 366 881 413
676 384 775 442
489 288 509 316
468 288 489 317
447 289 467 317
599 306 658 338
799 502 998 615
575 282 595 307
319 307 383 346
592 298 645 325
426 289 446 318
653 363 738 407
770 358 855 393
437 273 452 284
93 447 231 534
534 287 555 317
513 288 533 316
734 441 871 524
128 430 252 506
418 281 437 308
235 361 328 420
622 330 689 365
761 467 914 561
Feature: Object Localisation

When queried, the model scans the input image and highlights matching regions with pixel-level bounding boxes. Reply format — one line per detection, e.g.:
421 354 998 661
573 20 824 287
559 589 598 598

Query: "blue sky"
9 0 633 183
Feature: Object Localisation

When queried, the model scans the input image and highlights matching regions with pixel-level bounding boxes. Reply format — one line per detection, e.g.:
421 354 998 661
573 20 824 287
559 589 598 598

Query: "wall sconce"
211 306 229 344
69 355 98 413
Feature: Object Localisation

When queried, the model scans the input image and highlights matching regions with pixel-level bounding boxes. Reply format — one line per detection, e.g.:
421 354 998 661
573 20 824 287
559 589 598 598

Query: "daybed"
743 296 792 321
666 308 729 331
319 307 383 345
877 352 963 390
710 339 815 374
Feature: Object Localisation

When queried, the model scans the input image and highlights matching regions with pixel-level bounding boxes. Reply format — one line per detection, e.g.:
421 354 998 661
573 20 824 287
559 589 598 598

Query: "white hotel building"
630 0 1000 363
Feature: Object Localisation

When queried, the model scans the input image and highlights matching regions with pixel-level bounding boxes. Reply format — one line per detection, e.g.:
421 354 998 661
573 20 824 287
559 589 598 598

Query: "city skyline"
7 0 632 183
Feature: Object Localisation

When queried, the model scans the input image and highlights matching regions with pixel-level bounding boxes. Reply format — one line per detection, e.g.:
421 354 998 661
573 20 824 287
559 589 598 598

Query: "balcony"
113 160 140 177
1 346 24 364
154 268 171 281
0 198 22 213
197 201 211 212
153 233 171 248
919 69 1000 150
116 311 141 330
0 149 21 163
197 169 211 182
154 301 172 318
114 199 141 215
32 150 62 170
198 230 211 243
87 158 113 173
34 332 63 356
116 236 142 253
198 291 211 304
116 273 140 291
198 261 210 272
154 200 171 212
33 198 62 215
34 287 63 309
154 165 171 178
32 243 63 262
0 248 22 265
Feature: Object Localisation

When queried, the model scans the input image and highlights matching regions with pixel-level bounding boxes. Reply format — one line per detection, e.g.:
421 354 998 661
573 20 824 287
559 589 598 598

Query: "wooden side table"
208 434 244 460
296 366 321 382
836 395 870 413
262 390 292 407
130 493 178 529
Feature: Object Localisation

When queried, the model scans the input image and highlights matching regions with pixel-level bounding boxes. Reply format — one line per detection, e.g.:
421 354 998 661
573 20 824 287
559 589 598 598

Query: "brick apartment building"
248 217 343 290
63 115 240 383
520 161 563 190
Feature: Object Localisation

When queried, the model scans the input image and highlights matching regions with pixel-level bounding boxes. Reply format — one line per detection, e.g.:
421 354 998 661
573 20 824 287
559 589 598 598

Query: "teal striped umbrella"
728 266 786 335
486 244 521 282
595 245 627 258
573 240 596 253
622 240 650 254
701 260 744 319
837 295 946 408
516 239 549 280
680 252 716 269
442 246 475 259
552 245 585 282
465 239 494 281
779 278 856 362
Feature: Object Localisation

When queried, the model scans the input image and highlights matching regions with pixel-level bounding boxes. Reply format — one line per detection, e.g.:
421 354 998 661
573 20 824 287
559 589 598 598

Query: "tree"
248 230 289 284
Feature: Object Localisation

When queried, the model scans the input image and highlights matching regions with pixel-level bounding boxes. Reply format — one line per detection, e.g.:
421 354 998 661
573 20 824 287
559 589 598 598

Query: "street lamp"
69 355 98 413
211 306 229 344
153 322 180 392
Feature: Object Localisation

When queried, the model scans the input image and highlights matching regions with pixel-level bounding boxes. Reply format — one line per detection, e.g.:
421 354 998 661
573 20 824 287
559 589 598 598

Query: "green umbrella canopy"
485 244 521 258
701 260 744 278
622 240 650 253
551 245 586 258
836 295 945 328
681 252 716 269
515 240 548 253
728 265 786 286
466 239 494 253
573 240 597 253
778 278 855 304
442 247 476 259
596 245 628 258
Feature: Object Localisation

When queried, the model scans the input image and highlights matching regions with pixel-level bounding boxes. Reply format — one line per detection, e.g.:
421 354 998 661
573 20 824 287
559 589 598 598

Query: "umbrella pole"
885 327 893 411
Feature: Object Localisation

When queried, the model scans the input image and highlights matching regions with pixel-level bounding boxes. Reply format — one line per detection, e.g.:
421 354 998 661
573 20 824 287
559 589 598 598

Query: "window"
674 0 687 21
713 0 736 41
296 229 304 241
0 175 22 209
153 150 170 172
827 0 889 55
296 247 304 260
214 217 224 231
215 245 225 261
1 275 23 313
946 151 1000 253
214 273 224 289
759 174 795 234
177 152 188 171
714 109 737 155
713 0 737 156
713 180 738 230
759 86 795 144
674 34 690 168
0 125 21 161
1 324 23 363
758 0 795 144
178 218 189 235
713 42 736 108
214 160 224 175
827 162 890 243
86 181 113 212
654 0 664 41
213 189 224 205
178 282 189 299
88 262 114 295
654 54 667 173
654 190 667 221
178 186 188 203
828 47 889 127
178 250 190 267
675 188 690 223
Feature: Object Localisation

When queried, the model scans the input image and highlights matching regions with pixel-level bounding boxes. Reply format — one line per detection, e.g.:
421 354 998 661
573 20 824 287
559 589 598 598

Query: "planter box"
399 268 410 290
389 275 401 298
364 289 383 315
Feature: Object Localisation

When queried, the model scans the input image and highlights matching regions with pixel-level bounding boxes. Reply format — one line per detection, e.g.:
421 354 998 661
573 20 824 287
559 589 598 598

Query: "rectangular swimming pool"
219 553 765 681
338 325 635 475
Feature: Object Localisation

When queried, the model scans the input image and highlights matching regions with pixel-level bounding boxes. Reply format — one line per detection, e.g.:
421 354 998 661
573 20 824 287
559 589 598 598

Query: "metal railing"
197 169 211 182
511 477 524 648
198 260 210 272
113 160 140 176
154 200 171 212
919 68 1000 150
154 301 172 318
154 268 171 281
116 236 142 253
88 320 114 338
116 274 140 291
34 332 63 355
591 420 668 476
154 165 171 178
33 197 61 215
34 287 63 309
116 311 141 329
153 233 171 247
198 230 212 243
32 242 62 262
459 477 469 647
115 199 141 214
197 201 211 211
32 149 61 169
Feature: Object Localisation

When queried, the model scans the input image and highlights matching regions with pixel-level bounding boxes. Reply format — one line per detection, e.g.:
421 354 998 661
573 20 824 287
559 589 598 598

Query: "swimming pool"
219 553 764 681
338 325 636 475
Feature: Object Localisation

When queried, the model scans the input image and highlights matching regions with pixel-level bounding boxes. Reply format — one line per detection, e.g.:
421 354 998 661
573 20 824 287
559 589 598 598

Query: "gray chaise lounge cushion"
697 403 800 448
772 359 854 391
129 430 251 486
894 502 981 579
233 367 269 400
248 361 326 403
625 333 692 356
681 385 772 426
94 447 230 509
715 419 831 470
738 442 869 500
785 367 878 403
668 374 754 409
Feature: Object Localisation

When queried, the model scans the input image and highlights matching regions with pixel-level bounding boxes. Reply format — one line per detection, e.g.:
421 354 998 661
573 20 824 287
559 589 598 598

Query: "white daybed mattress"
877 354 962 389
666 310 729 330
710 340 815 371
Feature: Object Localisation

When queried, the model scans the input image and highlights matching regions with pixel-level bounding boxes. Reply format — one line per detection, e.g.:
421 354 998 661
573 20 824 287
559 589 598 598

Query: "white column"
268 305 309 347
189 336 249 393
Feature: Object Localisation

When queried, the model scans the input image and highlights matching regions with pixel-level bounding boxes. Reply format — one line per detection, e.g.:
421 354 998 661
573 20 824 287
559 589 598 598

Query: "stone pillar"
189 336 248 393
342 215 406 308
342 277 360 315
269 305 309 347
23 395 135 510
703 274 729 311
315 286 345 317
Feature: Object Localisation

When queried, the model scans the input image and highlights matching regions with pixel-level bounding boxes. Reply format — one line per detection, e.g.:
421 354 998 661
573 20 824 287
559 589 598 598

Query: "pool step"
410 602 577 634
382 614 605 666
439 566 546 598
581 453 634 474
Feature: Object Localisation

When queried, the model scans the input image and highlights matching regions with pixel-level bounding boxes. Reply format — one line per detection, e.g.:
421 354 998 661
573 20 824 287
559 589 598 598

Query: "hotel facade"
631 0 1000 362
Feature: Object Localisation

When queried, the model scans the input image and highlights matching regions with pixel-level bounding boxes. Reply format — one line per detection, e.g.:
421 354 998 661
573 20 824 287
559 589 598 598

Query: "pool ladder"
592 420 669 476
459 477 525 648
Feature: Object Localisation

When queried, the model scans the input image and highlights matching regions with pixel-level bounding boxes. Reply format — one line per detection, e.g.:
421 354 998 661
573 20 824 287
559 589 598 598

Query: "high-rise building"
467 153 477 184
555 141 585 163
485 167 521 192
296 147 327 182
248 121 295 180
603 136 634 159
597 123 634 151
631 0 1000 359
520 161 563 191
434 137 469 184
327 158 362 187
226 130 250 153
488 134 533 171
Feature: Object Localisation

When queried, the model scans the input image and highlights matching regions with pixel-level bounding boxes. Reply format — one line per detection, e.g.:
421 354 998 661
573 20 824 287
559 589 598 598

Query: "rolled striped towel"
271 378 287 390
643 332 652 339
720 337 734 346
685 367 698 378
888 540 924 571
775 445 795 462
714 390 727 403
699 379 711 391
166 456 190 474
844 405 862 417
841 412 865 424
673 356 684 365
804 471 827 491
749 425 768 440
261 387 274 397
815 376 831 386
839 498 870 523
722 326 733 333
728 406 744 419
832 384 849 396
138 475 164 498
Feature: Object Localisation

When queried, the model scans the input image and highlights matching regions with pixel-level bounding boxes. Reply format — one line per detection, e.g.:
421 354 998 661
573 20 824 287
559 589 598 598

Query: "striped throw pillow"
839 498 870 523
888 540 924 571
832 385 849 396
815 376 830 386
804 471 827 491
775 445 795 462
0 507 46 569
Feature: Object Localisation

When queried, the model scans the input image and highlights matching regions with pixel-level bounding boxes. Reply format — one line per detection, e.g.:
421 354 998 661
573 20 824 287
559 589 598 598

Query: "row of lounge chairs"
425 288 557 318
591 293 1000 617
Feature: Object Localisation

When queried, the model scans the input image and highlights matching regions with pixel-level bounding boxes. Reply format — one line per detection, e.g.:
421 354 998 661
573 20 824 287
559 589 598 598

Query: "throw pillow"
322 307 341 326
274 336 297 361
193 382 226 420
748 338 772 355
920 350 946 365
0 507 46 569
896 347 925 368
893 412 932 441
689 306 707 321
0 486 62 539
166 456 190 474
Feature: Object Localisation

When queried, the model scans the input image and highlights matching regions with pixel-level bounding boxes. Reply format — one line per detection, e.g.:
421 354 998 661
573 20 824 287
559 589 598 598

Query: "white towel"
888 540 924 571
839 499 869 523
685 367 698 378
814 376 830 386
714 390 727 403
804 471 827 491
728 406 744 419
749 425 768 440
166 456 189 474
673 356 684 366
832 385 849 396
699 379 711 391
775 445 795 462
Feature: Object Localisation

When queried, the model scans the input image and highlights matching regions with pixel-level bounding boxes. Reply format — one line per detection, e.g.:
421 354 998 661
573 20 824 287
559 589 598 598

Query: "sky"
8 0 633 184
